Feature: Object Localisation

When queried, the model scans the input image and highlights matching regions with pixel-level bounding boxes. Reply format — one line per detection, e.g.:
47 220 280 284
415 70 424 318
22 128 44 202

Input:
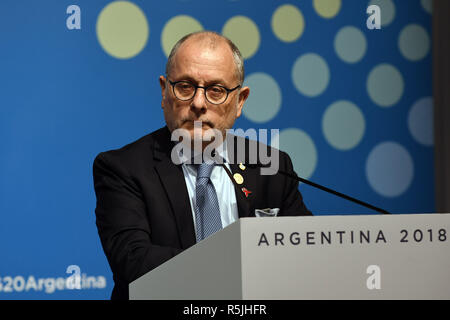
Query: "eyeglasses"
167 79 241 105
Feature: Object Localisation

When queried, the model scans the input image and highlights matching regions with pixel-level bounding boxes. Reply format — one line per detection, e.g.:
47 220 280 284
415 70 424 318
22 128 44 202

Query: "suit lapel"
152 128 196 249
228 162 253 218
226 134 261 218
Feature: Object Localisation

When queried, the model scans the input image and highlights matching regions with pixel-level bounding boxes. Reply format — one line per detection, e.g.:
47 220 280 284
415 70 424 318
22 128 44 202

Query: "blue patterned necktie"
194 162 223 242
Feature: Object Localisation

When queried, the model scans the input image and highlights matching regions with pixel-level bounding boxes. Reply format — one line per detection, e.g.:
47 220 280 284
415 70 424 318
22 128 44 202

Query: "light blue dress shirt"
176 140 239 236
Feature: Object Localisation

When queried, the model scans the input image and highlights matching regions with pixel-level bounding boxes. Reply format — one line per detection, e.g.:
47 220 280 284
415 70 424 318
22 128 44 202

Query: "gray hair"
165 31 245 84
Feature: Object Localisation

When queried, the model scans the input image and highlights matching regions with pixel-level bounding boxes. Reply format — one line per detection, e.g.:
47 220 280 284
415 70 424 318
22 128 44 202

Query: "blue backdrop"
0 0 433 299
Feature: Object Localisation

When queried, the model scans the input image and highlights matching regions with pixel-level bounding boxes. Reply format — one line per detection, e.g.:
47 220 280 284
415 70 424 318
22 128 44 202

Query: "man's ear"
236 86 250 118
159 75 167 108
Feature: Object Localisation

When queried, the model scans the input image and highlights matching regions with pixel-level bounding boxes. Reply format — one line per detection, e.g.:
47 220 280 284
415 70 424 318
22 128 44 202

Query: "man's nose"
191 87 207 111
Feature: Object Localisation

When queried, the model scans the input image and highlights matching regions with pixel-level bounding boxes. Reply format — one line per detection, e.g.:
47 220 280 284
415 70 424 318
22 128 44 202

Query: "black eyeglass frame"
167 78 241 105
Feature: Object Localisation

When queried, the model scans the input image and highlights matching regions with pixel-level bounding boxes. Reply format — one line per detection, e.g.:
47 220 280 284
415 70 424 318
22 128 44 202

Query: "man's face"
159 38 249 146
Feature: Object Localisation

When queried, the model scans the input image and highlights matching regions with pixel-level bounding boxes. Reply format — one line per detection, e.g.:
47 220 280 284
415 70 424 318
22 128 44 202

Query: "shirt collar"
175 138 230 166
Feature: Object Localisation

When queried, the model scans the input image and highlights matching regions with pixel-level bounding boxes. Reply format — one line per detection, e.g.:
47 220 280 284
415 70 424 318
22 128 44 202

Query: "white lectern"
130 214 450 300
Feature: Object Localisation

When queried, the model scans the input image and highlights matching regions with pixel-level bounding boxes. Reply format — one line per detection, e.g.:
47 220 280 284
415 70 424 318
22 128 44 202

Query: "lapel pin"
241 187 252 198
233 173 244 185
239 163 246 170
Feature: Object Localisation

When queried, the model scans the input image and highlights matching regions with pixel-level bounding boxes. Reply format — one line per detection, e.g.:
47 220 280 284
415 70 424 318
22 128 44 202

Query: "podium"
129 214 450 299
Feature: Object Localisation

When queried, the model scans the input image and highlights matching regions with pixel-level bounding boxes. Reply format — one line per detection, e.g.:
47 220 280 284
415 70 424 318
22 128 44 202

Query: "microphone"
246 163 391 215
207 149 388 215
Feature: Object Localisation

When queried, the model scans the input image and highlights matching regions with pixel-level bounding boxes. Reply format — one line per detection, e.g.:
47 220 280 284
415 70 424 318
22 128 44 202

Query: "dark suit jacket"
93 126 312 299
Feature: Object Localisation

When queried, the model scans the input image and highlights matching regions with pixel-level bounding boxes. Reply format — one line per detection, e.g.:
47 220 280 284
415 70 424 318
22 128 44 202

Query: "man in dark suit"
93 31 312 300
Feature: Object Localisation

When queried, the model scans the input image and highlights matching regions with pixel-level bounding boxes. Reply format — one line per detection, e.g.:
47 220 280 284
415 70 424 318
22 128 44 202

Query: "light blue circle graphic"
408 97 434 146
292 53 330 97
271 128 318 180
334 26 367 63
399 24 430 61
367 63 404 108
421 0 432 14
322 100 366 150
242 72 282 123
366 142 414 197
368 0 396 27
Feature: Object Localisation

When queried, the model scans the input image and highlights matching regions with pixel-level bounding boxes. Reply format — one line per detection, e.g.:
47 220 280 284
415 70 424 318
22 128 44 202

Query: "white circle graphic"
271 128 318 180
334 26 367 63
367 64 404 108
366 142 414 197
292 53 330 97
368 0 396 27
399 24 430 61
243 73 282 123
322 100 366 150
408 97 434 146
